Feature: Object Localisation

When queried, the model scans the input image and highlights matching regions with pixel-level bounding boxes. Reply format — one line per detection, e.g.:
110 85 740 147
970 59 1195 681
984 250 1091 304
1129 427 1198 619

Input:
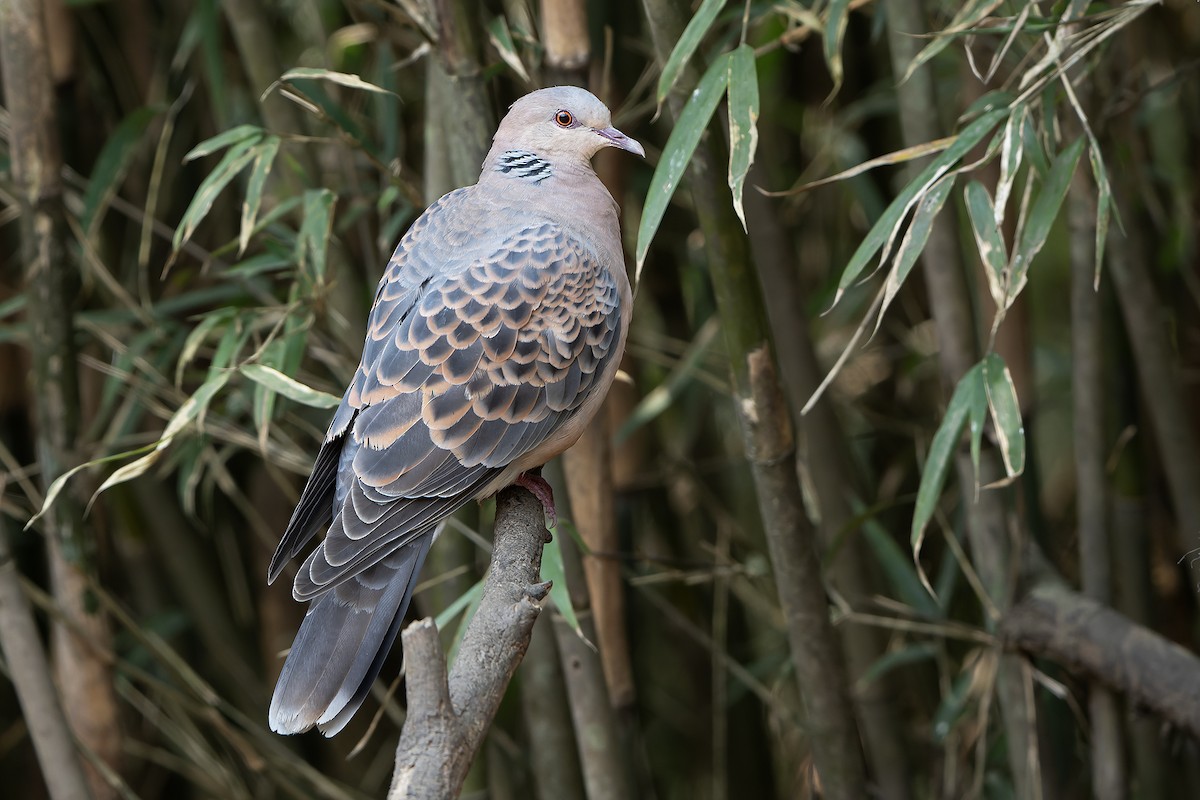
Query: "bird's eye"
555 110 575 128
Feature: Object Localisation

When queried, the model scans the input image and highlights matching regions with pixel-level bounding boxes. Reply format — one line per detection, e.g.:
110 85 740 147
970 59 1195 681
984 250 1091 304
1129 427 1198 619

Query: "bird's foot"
515 471 557 529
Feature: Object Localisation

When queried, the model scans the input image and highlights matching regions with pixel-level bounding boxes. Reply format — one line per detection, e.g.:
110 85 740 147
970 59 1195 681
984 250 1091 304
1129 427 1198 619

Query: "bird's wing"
287 216 624 601
265 188 474 585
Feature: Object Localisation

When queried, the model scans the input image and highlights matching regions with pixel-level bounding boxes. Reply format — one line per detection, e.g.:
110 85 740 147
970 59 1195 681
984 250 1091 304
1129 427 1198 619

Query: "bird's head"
491 86 645 163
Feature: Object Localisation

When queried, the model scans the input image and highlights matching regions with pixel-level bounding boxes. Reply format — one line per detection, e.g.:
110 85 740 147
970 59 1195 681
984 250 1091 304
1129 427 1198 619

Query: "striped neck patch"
494 150 552 183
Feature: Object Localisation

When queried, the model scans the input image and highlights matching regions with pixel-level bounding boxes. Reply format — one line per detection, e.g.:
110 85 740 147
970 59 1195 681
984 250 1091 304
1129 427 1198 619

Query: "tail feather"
268 535 432 735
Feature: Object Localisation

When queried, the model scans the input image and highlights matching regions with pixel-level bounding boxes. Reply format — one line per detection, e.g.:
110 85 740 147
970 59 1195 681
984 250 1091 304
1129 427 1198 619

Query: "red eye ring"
555 110 575 127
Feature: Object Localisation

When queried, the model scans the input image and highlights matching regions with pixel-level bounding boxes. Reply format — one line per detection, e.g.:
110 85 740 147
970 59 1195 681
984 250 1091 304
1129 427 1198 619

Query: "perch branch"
388 486 551 799
1001 579 1200 740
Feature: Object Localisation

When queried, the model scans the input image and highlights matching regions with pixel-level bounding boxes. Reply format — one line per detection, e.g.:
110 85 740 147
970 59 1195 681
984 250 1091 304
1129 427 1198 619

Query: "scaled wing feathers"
280 212 623 602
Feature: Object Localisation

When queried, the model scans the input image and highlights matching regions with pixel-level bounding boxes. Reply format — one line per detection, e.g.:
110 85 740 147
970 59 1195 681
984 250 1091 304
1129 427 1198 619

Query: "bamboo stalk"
1 2 121 797
543 460 638 800
433 0 494 185
745 178 913 800
518 615 586 800
1106 172 1200 591
640 1 867 796
1068 147 1126 800
540 0 590 84
0 517 93 800
561 424 636 709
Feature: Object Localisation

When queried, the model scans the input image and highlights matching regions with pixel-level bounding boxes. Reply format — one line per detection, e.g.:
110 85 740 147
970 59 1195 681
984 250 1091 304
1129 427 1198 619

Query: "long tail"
268 535 432 736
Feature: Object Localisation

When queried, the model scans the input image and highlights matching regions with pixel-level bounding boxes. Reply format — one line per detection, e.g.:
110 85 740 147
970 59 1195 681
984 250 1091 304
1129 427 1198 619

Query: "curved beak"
596 126 645 158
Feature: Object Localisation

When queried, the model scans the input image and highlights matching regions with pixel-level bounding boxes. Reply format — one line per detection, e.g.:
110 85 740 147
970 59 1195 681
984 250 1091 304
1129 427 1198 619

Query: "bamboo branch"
388 486 551 799
1002 579 1200 740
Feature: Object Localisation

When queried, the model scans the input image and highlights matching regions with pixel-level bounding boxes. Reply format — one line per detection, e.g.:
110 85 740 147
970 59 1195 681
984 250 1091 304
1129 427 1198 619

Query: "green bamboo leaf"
251 299 311 447
543 521 585 639
163 372 232 440
912 363 984 553
656 0 727 104
616 315 720 443
239 135 281 256
932 659 980 743
901 0 1004 82
486 15 531 83
832 109 1007 308
994 109 1025 229
226 196 304 264
251 339 285 449
0 295 25 321
176 309 235 386
964 181 1009 308
823 0 852 97
982 353 1025 479
91 448 166 501
183 124 263 162
1021 112 1049 177
26 448 149 530
960 90 1014 123
223 250 293 280
859 511 943 619
1006 136 1085 306
87 327 166 443
1089 145 1113 290
281 79 386 167
81 107 159 234
434 576 487 630
240 363 339 409
879 174 956 328
967 367 988 478
176 436 207 518
173 136 262 252
247 328 322 450
33 373 232 527
296 189 336 286
636 52 732 278
726 44 759 232
278 67 399 97
446 577 488 669
763 136 956 198
208 316 253 379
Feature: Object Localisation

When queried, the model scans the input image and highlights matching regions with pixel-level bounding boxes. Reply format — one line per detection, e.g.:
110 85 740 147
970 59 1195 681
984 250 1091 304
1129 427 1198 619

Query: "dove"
267 86 643 736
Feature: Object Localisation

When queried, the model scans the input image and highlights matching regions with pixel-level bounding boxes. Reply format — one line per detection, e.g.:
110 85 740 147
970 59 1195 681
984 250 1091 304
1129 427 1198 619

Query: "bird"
267 86 643 736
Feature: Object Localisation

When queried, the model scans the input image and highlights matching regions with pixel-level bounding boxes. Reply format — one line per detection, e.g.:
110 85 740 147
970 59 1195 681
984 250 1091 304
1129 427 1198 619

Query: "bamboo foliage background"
2 0 1199 798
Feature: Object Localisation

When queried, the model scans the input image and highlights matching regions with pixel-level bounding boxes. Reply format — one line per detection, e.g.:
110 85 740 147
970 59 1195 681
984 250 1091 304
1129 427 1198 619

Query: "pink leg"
515 471 557 528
